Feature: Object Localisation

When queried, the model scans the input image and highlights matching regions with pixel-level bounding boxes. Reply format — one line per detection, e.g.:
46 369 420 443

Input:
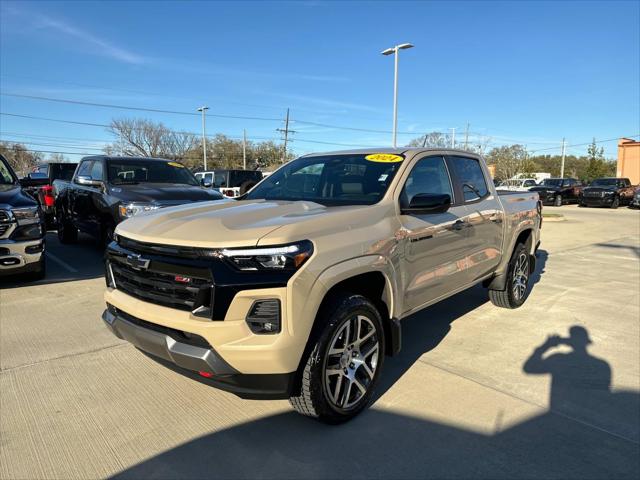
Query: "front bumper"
581 196 615 207
0 238 44 276
102 306 294 399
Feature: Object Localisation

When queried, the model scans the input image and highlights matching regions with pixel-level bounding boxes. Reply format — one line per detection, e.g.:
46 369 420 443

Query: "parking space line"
46 252 79 273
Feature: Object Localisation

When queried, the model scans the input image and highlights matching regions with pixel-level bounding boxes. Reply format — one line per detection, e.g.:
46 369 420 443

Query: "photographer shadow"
522 325 639 443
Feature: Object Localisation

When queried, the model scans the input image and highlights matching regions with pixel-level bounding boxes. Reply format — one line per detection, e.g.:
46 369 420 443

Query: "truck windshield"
107 160 199 186
0 159 16 184
590 179 618 187
244 154 404 206
540 179 564 187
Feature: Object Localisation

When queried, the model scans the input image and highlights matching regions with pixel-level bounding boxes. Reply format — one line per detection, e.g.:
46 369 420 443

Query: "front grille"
585 191 604 197
110 261 212 312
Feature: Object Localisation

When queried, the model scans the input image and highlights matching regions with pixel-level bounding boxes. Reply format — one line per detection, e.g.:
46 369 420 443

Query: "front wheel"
489 243 531 309
554 195 563 207
289 293 385 424
610 197 620 209
56 209 77 244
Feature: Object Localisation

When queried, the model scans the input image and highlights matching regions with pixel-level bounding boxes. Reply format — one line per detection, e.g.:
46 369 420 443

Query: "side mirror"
76 175 103 187
201 178 212 188
401 193 451 215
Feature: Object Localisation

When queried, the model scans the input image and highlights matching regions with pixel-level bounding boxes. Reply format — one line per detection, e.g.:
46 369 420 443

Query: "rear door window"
449 156 489 202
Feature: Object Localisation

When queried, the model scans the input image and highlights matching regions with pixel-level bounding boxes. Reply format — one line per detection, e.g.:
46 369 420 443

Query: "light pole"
197 106 209 171
381 43 414 148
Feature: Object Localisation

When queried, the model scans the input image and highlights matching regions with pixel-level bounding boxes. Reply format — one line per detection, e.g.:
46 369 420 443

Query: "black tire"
289 293 385 424
99 221 115 248
56 208 77 244
28 255 46 281
489 243 531 309
239 181 257 195
554 195 562 207
610 196 620 209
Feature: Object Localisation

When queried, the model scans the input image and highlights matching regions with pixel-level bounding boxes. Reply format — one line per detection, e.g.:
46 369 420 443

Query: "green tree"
584 138 611 181
485 144 529 181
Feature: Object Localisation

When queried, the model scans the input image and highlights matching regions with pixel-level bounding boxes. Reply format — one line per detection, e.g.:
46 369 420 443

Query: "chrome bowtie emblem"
126 253 150 270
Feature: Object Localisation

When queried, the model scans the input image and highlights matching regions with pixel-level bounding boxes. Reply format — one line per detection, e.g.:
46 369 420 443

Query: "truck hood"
107 183 222 203
115 199 379 248
0 183 38 209
529 185 561 192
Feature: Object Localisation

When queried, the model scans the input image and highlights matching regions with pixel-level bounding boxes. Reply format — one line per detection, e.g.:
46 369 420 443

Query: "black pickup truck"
529 178 584 206
53 156 224 246
580 177 637 208
0 154 47 280
29 162 78 228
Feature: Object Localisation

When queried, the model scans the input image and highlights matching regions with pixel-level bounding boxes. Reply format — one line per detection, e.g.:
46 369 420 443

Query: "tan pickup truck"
102 148 541 423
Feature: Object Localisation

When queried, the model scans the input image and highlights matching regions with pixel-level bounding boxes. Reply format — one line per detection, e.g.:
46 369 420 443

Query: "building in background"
617 137 640 184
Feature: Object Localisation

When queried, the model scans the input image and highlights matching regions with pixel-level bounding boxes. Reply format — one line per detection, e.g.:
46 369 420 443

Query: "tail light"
223 189 235 197
42 185 55 207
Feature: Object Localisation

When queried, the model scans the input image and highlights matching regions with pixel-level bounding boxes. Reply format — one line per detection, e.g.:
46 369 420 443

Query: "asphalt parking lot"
1 205 639 479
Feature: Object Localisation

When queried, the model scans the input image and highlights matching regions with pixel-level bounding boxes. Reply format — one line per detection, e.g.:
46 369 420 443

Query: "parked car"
195 169 263 198
496 178 538 192
0 154 47 280
631 187 640 209
529 178 583 206
580 178 637 208
102 148 542 423
30 162 78 228
53 156 225 246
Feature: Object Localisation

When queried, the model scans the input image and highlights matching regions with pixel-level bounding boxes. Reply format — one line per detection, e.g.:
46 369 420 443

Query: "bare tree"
106 118 197 160
0 142 43 176
48 153 67 163
485 144 530 181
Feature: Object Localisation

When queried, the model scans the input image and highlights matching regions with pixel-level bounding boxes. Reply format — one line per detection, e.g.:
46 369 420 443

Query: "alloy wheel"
323 314 379 410
512 252 529 301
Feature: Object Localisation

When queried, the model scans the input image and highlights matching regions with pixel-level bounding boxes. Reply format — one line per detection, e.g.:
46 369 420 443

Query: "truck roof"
79 155 182 163
301 147 482 158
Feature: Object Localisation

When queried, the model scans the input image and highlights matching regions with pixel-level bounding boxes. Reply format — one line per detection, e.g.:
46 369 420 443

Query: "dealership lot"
1 206 639 479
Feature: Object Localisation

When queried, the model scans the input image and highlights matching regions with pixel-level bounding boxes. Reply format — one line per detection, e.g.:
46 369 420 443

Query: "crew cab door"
447 154 503 284
397 154 470 314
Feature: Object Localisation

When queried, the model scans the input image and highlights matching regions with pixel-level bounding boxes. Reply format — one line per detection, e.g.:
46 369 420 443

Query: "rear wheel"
554 195 563 207
289 293 384 424
489 243 531 309
56 208 77 244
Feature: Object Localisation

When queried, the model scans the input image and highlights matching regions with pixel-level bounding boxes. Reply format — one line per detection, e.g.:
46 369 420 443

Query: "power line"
0 111 371 148
1 92 424 135
528 135 639 154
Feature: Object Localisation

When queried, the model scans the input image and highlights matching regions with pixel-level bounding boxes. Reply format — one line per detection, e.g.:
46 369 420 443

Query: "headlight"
218 240 313 271
12 206 40 225
118 203 160 218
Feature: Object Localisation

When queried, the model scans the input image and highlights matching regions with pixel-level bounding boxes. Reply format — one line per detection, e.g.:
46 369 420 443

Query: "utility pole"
276 108 296 163
464 122 470 150
197 106 209 171
242 129 247 170
450 128 456 148
560 137 566 178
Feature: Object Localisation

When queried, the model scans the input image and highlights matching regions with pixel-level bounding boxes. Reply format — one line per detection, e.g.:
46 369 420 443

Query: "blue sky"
1 0 638 161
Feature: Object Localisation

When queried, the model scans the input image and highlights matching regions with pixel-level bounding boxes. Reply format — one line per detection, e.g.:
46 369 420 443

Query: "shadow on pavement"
0 232 105 289
112 324 638 480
